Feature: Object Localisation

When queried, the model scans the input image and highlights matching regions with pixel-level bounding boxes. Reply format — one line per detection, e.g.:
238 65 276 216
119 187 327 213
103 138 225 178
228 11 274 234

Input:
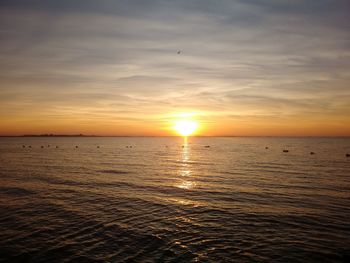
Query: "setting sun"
174 120 198 136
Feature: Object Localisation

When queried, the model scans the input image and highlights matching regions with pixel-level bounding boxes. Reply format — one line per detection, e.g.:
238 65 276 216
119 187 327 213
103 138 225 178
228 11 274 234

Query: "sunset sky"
0 0 349 136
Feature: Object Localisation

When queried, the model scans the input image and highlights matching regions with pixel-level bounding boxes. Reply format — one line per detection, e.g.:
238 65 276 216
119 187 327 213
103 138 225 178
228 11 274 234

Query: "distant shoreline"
0 134 96 137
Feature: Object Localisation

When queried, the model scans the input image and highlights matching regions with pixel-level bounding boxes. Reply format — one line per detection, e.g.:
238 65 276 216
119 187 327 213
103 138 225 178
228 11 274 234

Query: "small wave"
0 187 35 196
99 169 130 175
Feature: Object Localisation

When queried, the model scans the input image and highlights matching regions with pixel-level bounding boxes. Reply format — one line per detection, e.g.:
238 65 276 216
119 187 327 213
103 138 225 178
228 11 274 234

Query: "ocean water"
0 137 349 262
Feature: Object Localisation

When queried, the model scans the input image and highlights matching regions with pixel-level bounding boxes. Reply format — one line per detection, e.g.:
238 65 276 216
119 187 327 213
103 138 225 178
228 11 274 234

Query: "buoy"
29 146 32 148
310 152 315 155
75 146 78 148
22 145 25 148
97 146 100 148
283 150 289 153
56 146 59 148
41 146 44 148
204 145 210 148
265 147 269 149
346 153 350 157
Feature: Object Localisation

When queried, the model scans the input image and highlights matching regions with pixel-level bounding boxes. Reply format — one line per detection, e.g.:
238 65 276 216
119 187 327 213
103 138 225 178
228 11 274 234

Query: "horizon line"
0 135 350 138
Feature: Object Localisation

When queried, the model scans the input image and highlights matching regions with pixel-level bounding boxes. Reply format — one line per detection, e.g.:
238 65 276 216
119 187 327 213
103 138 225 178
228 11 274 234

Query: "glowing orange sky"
0 1 349 136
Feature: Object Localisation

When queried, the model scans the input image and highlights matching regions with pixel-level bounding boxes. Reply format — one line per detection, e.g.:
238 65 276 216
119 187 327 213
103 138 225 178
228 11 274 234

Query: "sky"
0 0 349 136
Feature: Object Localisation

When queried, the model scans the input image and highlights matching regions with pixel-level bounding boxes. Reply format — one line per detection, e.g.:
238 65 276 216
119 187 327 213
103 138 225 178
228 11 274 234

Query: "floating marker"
283 150 289 153
310 152 315 155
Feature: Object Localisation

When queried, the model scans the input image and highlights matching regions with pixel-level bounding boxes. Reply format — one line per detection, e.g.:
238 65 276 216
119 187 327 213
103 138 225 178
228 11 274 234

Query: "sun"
174 120 198 136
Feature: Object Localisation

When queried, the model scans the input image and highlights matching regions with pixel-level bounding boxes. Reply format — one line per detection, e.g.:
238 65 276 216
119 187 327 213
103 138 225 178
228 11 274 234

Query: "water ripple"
0 137 349 262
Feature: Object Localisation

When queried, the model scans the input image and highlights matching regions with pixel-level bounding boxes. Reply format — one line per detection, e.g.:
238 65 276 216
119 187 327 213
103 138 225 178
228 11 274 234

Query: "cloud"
0 0 349 135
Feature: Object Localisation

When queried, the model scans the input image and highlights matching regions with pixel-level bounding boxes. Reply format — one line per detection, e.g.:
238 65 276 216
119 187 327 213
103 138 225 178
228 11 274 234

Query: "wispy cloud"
0 0 349 135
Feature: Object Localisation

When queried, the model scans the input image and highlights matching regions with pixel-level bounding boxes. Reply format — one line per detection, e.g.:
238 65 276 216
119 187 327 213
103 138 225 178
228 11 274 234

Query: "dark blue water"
0 137 349 262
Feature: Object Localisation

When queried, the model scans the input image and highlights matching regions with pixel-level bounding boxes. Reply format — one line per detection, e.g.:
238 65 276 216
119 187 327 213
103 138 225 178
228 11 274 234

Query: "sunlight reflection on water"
176 137 197 190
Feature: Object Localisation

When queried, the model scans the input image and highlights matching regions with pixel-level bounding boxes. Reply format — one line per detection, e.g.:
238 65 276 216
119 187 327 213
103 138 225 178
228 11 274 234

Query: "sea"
0 137 349 262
